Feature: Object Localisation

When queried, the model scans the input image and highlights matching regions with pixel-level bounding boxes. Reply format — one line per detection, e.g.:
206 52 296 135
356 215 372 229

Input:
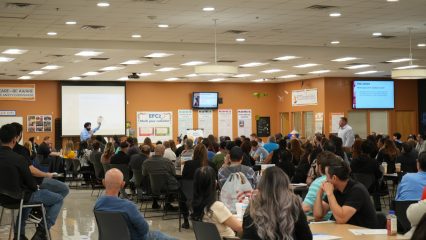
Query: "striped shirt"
303 175 332 220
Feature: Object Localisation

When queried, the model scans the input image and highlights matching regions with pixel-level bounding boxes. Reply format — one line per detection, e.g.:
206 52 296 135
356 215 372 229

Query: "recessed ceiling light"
418 43 426 47
273 56 298 61
372 32 382 36
29 70 45 75
120 59 144 65
394 65 419 70
97 2 110 7
18 76 31 80
100 66 125 71
158 24 169 28
82 71 100 76
138 73 153 77
309 70 331 74
330 41 340 45
294 63 319 68
261 69 283 73
386 58 412 63
329 12 341 17
0 56 15 62
117 77 128 81
355 70 379 75
202 7 215 11
278 74 298 79
181 61 208 66
65 21 77 25
165 77 179 81
131 34 141 38
252 79 268 82
208 78 225 82
75 51 103 57
240 62 268 68
233 74 253 78
69 77 81 80
42 65 62 70
185 74 198 77
387 0 399 2
145 52 173 58
155 67 180 72
345 64 371 69
331 57 358 62
236 38 246 42
2 49 27 54
47 32 57 36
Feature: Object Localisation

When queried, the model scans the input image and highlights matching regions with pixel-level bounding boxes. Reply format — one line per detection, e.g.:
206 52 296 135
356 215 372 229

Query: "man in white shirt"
337 117 355 148
163 140 177 162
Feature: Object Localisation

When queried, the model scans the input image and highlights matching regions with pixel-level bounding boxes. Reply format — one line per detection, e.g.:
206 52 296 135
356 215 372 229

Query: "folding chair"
94 211 130 240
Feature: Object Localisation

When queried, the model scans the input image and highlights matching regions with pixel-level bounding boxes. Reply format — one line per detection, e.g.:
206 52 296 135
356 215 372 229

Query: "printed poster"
177 109 193 138
292 88 318 106
330 112 345 133
27 115 52 132
314 112 324 134
237 109 252 137
137 111 173 143
218 109 233 139
198 110 213 136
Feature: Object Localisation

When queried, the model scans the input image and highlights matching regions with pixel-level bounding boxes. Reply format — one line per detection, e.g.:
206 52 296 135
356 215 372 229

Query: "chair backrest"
132 168 143 188
351 173 375 191
94 211 130 240
180 179 194 203
109 164 130 183
192 220 222 240
393 200 418 234
0 163 23 202
149 173 169 196
376 212 387 229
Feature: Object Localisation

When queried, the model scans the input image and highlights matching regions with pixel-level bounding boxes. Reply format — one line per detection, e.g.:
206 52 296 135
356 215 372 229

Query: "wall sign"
292 88 318 106
136 111 173 143
0 110 16 116
0 84 35 101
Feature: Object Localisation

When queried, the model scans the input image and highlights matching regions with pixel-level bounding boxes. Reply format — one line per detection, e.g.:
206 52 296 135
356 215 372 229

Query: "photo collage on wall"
27 115 52 132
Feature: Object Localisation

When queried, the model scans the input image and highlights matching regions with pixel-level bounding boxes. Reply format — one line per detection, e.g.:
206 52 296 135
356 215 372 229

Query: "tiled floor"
0 189 195 240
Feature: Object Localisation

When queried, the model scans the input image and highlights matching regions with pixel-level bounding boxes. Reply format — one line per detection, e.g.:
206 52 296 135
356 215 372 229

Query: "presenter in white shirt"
337 117 355 148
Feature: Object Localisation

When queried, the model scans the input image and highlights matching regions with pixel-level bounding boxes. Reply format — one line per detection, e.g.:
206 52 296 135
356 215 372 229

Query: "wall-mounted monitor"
352 80 394 109
192 92 219 109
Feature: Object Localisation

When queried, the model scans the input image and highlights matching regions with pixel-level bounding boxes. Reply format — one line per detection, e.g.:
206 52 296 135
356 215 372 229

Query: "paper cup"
395 163 401 173
235 202 244 218
382 162 388 175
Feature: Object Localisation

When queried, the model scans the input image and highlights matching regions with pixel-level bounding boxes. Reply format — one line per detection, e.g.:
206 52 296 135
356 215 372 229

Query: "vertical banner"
330 112 345 133
198 110 213 136
314 112 324 134
178 109 193 137
137 111 173 143
237 109 252 137
218 109 233 139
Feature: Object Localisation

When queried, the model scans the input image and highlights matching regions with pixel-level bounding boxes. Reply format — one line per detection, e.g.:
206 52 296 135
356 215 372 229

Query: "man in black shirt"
110 141 130 164
313 158 378 229
0 124 63 240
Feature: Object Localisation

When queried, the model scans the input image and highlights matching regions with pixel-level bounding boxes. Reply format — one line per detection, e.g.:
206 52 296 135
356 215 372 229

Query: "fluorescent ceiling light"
240 62 268 68
0 56 15 62
329 12 341 17
252 79 268 82
165 77 179 81
330 41 340 45
2 49 27 54
203 7 215 11
145 53 173 58
158 24 169 28
100 66 125 71
181 61 207 66
117 77 128 81
233 74 252 78
309 70 330 74
355 70 379 75
75 51 103 57
47 32 57 36
393 65 419 70
29 70 45 75
18 76 31 80
69 77 81 80
138 73 153 77
418 43 426 47
97 2 110 7
372 32 382 36
236 38 246 42
185 74 198 77
273 56 298 61
131 34 141 38
345 64 371 69
42 65 62 70
208 78 225 82
261 69 283 73
155 67 180 72
387 0 399 2
65 21 77 25
82 71 100 76
294 63 318 68
331 57 358 62
278 74 298 79
386 58 412 63
120 59 144 65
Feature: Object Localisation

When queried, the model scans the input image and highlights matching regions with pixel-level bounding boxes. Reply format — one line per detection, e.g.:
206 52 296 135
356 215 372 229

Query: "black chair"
376 212 387 229
110 164 130 197
94 211 130 240
392 200 418 234
192 220 240 240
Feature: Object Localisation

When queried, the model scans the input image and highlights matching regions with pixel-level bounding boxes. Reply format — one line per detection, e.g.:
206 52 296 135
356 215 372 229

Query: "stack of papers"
348 229 387 235
313 234 341 240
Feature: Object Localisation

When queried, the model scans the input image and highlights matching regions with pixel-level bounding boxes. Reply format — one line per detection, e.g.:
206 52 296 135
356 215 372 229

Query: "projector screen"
352 80 394 109
61 82 126 136
192 92 218 109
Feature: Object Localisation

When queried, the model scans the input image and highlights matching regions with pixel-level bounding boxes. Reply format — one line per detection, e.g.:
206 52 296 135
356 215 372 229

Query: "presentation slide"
61 85 126 136
193 92 218 108
352 81 394 109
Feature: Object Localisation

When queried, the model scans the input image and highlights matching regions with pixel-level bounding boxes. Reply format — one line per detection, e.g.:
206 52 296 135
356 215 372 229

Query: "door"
280 112 290 136
303 111 314 139
396 111 416 140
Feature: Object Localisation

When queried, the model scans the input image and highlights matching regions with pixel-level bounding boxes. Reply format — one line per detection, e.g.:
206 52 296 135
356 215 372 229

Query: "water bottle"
387 210 397 236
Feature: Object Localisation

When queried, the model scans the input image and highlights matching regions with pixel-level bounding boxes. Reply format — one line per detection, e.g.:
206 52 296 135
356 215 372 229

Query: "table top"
309 222 402 240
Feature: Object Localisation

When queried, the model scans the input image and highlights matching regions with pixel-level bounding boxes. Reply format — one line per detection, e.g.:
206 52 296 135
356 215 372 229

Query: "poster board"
314 112 324 134
330 113 345 133
178 109 193 137
256 116 270 137
292 88 318 106
0 116 24 144
0 84 35 101
136 111 173 143
237 109 252 137
218 109 233 139
27 115 52 132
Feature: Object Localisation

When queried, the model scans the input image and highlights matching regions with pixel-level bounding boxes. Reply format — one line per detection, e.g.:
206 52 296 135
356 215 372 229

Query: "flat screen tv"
352 80 394 109
192 92 219 109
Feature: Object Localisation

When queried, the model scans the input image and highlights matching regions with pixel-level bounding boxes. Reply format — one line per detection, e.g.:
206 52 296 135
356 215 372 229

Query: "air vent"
19 69 30 72
380 61 392 64
6 2 36 8
224 30 248 35
89 57 109 60
34 62 48 65
7 74 17 77
47 54 65 58
217 60 236 63
306 5 338 10
374 35 396 39
0 73 6 75
81 25 108 30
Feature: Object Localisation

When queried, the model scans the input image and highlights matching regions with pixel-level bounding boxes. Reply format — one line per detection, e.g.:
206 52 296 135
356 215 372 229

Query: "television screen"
192 92 218 109
352 80 394 109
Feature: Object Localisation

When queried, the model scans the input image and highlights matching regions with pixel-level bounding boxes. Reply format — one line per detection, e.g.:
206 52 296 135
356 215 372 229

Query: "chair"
110 164 130 197
392 200 418 234
93 211 130 240
149 173 180 221
376 212 387 229
192 220 240 240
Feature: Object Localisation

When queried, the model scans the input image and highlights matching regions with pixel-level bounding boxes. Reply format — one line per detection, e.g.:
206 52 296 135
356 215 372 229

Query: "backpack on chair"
220 172 253 213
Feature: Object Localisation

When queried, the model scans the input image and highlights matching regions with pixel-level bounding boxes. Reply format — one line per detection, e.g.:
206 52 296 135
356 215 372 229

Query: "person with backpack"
218 146 257 188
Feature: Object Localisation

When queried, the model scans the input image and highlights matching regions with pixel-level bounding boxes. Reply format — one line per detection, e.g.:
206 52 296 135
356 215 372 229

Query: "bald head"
154 144 165 156
104 168 124 191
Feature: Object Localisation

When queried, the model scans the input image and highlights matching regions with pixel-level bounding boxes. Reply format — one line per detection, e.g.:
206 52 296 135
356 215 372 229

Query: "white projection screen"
61 82 126 136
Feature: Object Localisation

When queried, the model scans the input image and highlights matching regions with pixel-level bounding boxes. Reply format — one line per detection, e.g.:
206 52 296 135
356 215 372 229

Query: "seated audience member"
178 138 194 167
263 136 279 153
212 141 227 170
411 213 426 240
396 152 426 200
101 142 115 172
94 168 176 240
313 159 378 228
37 136 61 158
265 139 295 180
182 143 216 180
191 166 242 237
29 136 39 155
1 124 64 240
250 140 268 163
416 134 426 154
350 140 382 184
24 141 35 160
303 151 340 219
143 137 155 153
201 138 216 161
292 141 311 183
126 137 140 157
163 140 177 162
243 167 312 240
63 140 76 159
175 135 187 157
89 141 104 179
397 142 419 173
404 199 426 238
218 146 256 188
110 141 130 164
376 138 399 174
129 144 150 189
241 140 255 166
393 132 403 151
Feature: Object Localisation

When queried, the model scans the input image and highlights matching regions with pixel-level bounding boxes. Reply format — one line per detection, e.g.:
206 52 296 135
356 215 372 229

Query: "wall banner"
178 109 193 138
198 110 213 136
218 109 233 139
0 84 35 101
292 88 318 106
137 111 173 143
237 109 252 137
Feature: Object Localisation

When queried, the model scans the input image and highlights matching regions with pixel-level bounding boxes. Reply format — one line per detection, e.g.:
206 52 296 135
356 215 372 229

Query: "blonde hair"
103 142 115 158
24 141 33 156
63 140 74 156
